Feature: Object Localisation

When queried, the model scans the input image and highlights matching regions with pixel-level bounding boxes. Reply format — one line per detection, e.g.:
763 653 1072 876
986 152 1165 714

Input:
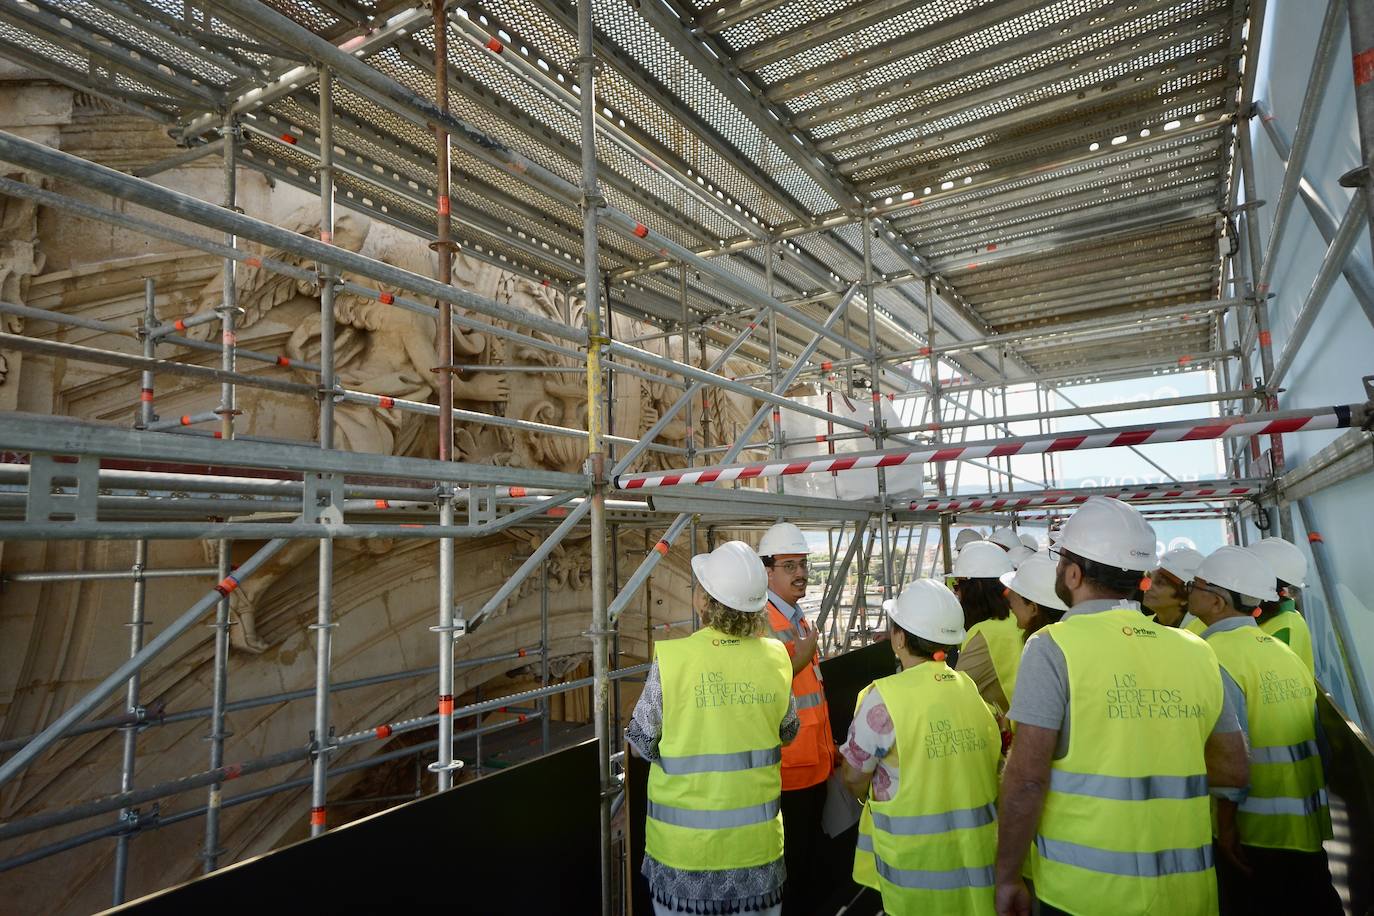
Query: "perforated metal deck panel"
0 0 1250 385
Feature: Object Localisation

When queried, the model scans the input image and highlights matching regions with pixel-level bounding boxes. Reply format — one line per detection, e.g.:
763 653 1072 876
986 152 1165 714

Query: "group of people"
627 497 1340 915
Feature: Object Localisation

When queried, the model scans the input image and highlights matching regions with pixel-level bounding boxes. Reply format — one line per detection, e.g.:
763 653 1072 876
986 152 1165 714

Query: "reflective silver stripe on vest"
874 858 995 891
1240 788 1329 817
1250 740 1319 765
794 691 825 711
871 802 996 836
1035 836 1213 877
856 832 874 853
647 798 781 830
772 626 798 642
656 746 782 775
1050 769 1208 801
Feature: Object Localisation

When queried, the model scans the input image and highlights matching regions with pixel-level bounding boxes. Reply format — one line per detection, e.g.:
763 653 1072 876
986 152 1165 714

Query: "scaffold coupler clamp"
309 727 338 761
427 759 465 775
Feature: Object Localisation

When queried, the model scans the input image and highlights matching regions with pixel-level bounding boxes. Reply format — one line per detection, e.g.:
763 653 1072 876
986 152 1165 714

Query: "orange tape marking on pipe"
654 541 670 556
1356 48 1374 86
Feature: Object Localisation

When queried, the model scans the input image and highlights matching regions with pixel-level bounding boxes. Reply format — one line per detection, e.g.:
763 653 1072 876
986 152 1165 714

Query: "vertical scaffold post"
863 216 894 619
203 115 238 874
766 239 784 494
309 65 337 836
680 265 700 630
576 0 614 909
114 277 158 905
431 1 461 794
1349 0 1374 267
1237 120 1292 541
925 276 953 575
540 562 551 754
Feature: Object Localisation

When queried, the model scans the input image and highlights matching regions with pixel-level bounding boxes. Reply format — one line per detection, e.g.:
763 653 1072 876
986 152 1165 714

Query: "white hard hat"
1019 533 1040 551
1195 546 1280 604
758 522 809 558
953 541 1015 579
1000 555 1069 612
691 541 769 613
989 528 1022 551
1056 496 1157 572
1246 537 1308 588
954 529 983 550
1156 546 1205 584
882 578 966 645
1007 544 1036 568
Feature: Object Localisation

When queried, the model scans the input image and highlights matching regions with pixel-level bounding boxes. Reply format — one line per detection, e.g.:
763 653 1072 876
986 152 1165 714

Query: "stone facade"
0 76 764 913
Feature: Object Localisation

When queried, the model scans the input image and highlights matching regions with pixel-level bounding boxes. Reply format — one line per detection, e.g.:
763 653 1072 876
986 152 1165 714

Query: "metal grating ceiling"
0 0 1252 386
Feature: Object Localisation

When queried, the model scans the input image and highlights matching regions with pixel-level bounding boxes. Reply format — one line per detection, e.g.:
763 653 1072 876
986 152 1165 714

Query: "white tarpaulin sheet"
778 391 923 500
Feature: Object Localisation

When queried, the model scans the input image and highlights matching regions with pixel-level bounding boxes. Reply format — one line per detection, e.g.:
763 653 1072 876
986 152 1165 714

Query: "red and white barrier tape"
612 403 1360 491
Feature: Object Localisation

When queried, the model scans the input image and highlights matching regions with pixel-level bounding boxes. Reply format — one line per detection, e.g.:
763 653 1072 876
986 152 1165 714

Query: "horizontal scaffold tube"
207 0 880 361
612 402 1367 490
0 133 585 346
906 482 1265 514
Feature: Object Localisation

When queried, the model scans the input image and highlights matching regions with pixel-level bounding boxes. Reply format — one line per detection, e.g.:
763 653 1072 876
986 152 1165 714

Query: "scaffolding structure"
0 0 1372 911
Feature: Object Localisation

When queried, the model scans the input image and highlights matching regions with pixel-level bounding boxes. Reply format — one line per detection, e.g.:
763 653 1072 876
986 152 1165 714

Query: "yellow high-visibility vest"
865 660 1000 915
1207 624 1331 851
1260 600 1315 675
645 627 793 871
963 613 1023 704
1033 609 1222 916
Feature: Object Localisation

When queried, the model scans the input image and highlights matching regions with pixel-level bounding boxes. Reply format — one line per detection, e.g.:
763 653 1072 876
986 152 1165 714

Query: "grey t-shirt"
1009 598 1242 760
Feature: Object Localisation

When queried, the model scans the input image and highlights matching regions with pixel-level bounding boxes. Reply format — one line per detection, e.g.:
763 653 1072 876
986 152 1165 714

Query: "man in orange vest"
759 522 836 915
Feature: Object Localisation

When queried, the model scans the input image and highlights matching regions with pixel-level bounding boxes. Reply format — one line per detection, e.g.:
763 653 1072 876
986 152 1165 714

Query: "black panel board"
117 739 601 913
1317 689 1374 915
627 641 895 915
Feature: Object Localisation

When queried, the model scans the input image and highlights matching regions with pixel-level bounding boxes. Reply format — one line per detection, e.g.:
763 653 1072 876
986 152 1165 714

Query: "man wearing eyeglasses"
759 522 835 915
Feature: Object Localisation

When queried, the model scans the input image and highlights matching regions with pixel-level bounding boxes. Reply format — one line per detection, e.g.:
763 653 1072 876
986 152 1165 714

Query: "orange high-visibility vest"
767 599 834 790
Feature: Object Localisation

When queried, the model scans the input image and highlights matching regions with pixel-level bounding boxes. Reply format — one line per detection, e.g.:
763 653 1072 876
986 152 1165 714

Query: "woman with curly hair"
628 541 798 916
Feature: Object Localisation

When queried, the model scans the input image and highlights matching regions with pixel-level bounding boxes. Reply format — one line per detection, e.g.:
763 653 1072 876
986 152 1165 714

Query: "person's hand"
1217 816 1252 876
995 879 1031 916
796 630 819 665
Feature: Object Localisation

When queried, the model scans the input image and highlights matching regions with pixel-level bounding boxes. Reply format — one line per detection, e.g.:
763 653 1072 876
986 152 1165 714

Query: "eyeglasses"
775 560 809 574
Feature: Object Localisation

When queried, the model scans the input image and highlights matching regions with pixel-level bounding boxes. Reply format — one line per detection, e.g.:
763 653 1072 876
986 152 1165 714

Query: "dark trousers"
780 780 828 916
1216 843 1343 916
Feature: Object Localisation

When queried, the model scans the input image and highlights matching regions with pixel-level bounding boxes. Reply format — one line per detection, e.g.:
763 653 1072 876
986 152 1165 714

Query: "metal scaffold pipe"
206 0 876 360
0 536 295 788
310 65 338 836
570 0 614 909
203 118 238 873
613 402 1368 491
0 133 585 346
1349 0 1374 268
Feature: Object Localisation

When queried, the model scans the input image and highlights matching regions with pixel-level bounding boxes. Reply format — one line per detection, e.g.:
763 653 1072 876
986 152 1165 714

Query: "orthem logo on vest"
1120 625 1158 638
711 638 741 647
